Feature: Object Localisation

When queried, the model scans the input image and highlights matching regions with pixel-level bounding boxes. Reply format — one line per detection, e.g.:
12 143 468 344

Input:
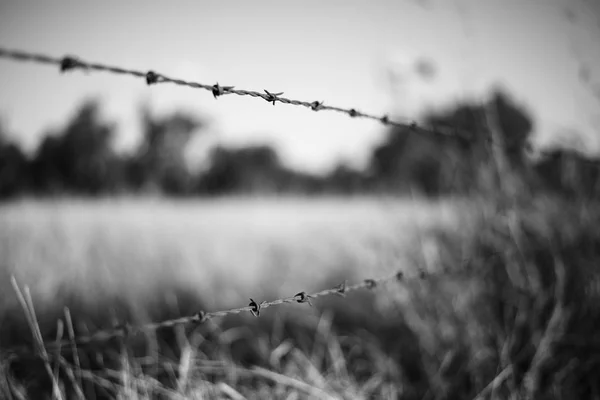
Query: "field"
0 197 469 399
1 196 599 399
0 197 462 315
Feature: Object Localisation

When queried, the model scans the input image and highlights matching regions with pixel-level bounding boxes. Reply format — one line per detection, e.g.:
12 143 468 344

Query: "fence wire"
0 47 473 141
5 262 480 357
0 46 507 397
0 46 486 357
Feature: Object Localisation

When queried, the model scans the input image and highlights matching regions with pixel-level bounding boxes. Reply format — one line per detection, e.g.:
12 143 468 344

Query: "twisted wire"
0 45 482 356
4 262 480 356
0 47 473 141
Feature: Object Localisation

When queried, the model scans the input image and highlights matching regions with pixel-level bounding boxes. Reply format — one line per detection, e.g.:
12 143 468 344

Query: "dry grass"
0 196 461 314
1 195 598 399
0 196 463 399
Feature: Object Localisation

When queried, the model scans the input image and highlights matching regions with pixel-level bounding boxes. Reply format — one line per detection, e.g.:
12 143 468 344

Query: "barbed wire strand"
0 47 473 141
5 262 481 356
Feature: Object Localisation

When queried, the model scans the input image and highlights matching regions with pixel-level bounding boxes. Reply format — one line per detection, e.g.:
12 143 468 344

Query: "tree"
368 87 534 197
489 89 533 170
325 162 366 194
199 144 284 194
29 99 121 195
130 105 203 195
0 124 28 199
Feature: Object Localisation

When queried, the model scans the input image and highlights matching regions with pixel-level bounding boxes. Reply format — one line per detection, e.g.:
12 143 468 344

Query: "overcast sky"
1 0 599 173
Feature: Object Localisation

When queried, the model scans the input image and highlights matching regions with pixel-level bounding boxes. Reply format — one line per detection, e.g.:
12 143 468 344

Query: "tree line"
1 89 599 200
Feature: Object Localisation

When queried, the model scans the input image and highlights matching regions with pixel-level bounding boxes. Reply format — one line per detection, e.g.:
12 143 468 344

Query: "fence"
0 46 511 398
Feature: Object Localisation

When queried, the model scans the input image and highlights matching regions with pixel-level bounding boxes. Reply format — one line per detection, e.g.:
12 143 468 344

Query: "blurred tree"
0 124 29 199
30 135 64 194
369 87 534 197
30 99 122 195
130 105 203 195
370 104 481 196
489 89 533 170
326 162 366 194
199 144 284 194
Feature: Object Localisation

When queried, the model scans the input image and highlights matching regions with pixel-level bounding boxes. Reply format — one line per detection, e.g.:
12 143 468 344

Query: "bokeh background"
1 1 600 399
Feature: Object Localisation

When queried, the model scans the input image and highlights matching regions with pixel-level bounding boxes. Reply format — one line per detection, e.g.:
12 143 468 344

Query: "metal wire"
4 263 479 356
0 47 473 141
0 45 482 356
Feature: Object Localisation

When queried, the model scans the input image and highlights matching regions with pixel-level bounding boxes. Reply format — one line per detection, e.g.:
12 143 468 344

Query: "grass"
0 196 460 315
1 195 599 399
0 196 462 399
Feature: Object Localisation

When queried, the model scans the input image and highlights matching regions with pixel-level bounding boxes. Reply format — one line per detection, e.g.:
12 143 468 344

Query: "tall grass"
395 196 600 399
0 197 459 398
1 195 599 399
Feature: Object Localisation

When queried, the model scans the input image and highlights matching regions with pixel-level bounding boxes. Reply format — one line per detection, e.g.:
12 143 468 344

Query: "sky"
0 0 599 173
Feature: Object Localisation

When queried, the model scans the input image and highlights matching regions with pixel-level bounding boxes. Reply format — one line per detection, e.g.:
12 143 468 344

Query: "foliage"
1 86 599 200
199 145 284 194
368 88 534 197
0 127 28 198
127 105 202 195
29 100 121 195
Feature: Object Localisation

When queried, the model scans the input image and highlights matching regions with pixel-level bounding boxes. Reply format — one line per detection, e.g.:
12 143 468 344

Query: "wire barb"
193 311 208 323
212 83 234 99
294 291 313 306
335 281 347 297
263 90 283 106
60 56 80 73
146 70 160 85
311 101 323 111
248 298 262 317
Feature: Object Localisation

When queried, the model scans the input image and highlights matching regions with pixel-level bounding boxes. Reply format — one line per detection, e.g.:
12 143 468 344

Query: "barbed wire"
5 262 480 357
0 47 473 141
0 45 482 358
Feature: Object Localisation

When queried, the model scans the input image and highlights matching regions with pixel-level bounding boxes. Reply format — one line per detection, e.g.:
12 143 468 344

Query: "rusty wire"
5 263 478 356
0 47 473 141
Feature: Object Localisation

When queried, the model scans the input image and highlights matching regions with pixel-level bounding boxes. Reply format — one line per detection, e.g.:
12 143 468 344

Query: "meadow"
0 197 462 315
0 196 466 398
1 195 598 399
